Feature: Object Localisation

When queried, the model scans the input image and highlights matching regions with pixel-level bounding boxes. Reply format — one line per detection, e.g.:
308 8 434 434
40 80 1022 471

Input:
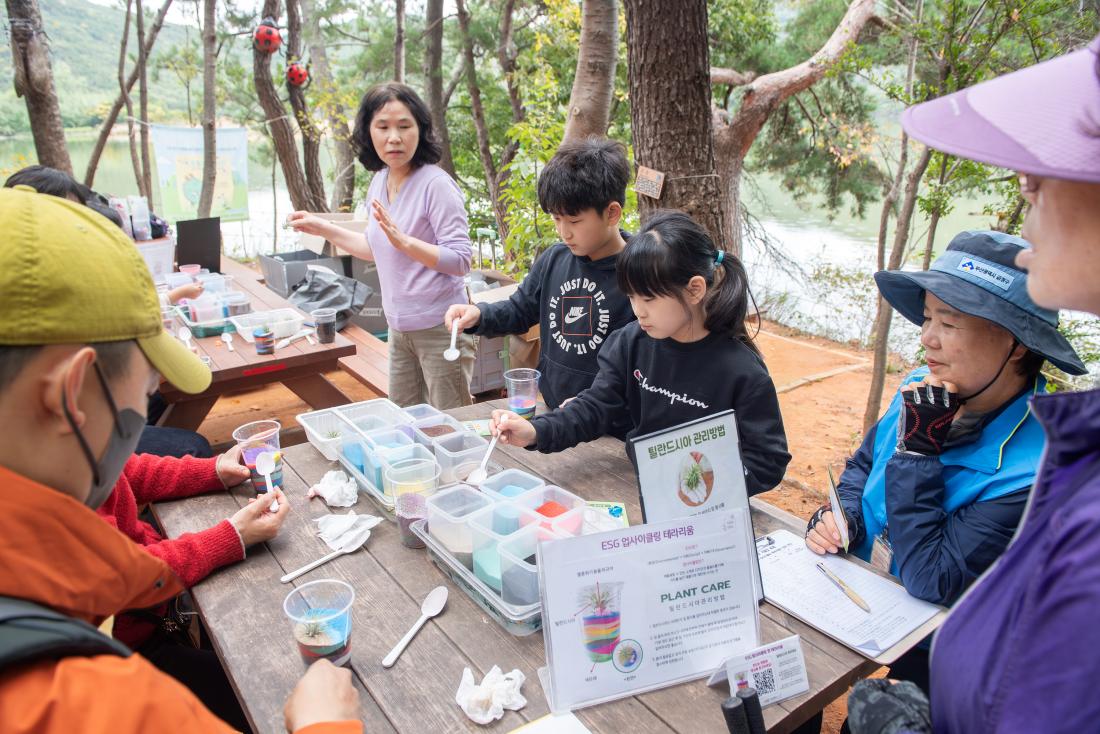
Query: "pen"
817 562 871 613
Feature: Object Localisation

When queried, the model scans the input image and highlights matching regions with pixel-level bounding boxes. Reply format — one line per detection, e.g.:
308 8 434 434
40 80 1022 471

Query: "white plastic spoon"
276 328 317 350
176 325 195 353
443 319 460 362
255 451 280 512
221 331 235 352
463 434 498 486
382 586 448 668
280 524 372 583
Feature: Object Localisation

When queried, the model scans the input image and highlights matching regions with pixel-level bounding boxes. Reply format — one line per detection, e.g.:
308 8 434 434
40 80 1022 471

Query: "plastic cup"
504 368 541 420
283 579 354 666
232 420 282 492
384 458 440 499
160 306 175 332
396 492 428 549
179 264 202 276
311 308 337 344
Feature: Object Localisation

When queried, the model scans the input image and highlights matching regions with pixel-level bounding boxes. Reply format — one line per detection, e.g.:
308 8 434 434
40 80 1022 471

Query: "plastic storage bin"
468 503 540 593
403 403 442 422
230 309 306 342
406 414 466 446
426 485 493 569
480 469 545 502
136 237 176 284
173 303 235 338
432 431 489 484
260 250 351 297
516 485 586 536
296 408 355 461
499 525 563 607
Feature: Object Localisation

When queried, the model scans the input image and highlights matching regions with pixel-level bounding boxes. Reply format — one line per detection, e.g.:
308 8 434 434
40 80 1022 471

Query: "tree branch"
709 67 756 87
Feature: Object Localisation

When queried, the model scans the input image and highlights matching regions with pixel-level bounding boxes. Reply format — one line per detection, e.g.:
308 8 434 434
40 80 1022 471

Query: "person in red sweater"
96 446 289 732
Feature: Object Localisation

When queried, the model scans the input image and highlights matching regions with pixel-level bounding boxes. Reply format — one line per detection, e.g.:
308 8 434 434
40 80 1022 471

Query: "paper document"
758 530 941 660
827 467 850 552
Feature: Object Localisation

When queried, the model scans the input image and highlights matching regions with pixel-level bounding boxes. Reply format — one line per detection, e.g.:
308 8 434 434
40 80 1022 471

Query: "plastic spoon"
221 331 235 352
255 451 280 512
176 325 195 353
463 434 498 486
275 328 317 350
280 524 372 583
443 319 460 361
382 586 448 668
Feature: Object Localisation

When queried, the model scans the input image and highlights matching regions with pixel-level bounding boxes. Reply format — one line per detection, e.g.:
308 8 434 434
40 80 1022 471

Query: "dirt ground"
192 320 908 733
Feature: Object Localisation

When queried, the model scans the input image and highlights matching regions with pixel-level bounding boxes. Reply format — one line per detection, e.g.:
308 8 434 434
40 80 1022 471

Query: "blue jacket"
837 369 1044 605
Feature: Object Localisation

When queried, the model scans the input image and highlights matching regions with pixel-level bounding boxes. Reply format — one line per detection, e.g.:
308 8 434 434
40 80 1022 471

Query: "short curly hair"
351 83 442 172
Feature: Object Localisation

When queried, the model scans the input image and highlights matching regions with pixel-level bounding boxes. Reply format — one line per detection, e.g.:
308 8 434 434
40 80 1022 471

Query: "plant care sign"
537 509 759 712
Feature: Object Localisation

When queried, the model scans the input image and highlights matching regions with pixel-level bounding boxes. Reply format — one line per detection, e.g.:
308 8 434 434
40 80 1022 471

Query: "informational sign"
630 411 762 599
150 125 250 223
538 510 760 712
634 165 665 199
708 635 810 707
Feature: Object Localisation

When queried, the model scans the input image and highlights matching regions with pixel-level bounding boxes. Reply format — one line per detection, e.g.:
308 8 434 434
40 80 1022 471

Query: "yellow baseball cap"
0 186 211 394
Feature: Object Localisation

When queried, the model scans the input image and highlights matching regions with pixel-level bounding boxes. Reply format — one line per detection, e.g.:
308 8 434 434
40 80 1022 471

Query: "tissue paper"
314 510 383 549
307 470 359 507
455 665 526 725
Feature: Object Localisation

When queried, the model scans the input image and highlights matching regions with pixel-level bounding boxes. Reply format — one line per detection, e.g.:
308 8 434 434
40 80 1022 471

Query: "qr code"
752 667 776 695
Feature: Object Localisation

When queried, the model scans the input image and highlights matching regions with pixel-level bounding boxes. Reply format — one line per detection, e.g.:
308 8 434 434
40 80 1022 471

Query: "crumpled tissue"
307 470 359 507
455 665 526 725
314 510 383 550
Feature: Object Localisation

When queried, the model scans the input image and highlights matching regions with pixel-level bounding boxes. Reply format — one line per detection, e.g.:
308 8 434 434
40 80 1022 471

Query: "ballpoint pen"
817 562 871 613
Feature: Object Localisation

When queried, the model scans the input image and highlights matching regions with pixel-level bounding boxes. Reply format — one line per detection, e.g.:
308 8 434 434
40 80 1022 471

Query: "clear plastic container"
432 431 489 484
411 519 542 637
196 272 235 293
499 525 564 607
220 291 252 317
516 485 586 536
337 438 396 517
382 456 440 499
404 403 442 422
230 309 306 342
335 399 411 431
173 302 234 338
296 408 354 461
480 469 545 502
409 414 466 447
468 502 541 593
340 411 389 438
426 485 493 569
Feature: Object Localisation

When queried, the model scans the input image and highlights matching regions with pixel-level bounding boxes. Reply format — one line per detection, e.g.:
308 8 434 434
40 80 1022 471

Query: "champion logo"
564 306 587 324
633 369 710 409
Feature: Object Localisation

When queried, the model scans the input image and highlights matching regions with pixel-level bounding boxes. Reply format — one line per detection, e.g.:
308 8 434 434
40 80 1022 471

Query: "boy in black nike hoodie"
445 139 636 418
491 211 790 496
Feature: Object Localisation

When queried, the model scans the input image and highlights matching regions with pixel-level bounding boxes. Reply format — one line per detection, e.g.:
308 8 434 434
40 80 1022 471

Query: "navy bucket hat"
874 230 1086 376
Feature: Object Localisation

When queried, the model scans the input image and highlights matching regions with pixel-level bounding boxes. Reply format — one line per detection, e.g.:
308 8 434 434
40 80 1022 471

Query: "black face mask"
61 363 146 509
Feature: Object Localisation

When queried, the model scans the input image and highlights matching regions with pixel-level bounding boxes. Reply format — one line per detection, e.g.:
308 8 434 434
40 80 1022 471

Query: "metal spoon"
463 435 498 486
280 524 372 583
443 319 460 361
382 586 448 668
255 451 280 512
221 331 235 352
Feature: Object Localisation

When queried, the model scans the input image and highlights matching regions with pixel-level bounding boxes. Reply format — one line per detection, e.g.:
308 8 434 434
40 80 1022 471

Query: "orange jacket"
0 465 362 734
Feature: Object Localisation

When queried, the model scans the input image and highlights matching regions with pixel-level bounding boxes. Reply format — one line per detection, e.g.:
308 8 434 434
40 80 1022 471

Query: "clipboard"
827 467 850 553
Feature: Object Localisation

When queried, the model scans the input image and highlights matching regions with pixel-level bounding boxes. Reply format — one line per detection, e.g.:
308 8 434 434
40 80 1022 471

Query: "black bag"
288 267 374 331
0 595 130 672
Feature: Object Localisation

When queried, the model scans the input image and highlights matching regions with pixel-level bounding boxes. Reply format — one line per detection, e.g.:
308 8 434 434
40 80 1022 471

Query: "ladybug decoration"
286 62 310 88
253 17 282 54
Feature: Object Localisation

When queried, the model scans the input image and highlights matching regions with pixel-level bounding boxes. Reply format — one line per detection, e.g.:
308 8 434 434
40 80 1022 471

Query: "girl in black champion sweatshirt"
491 210 791 496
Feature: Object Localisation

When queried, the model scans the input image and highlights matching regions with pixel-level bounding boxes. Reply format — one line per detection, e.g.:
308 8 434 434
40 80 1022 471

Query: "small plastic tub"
432 431 489 485
165 271 195 289
468 502 541 593
375 443 434 494
336 399 411 431
427 485 493 569
383 457 441 499
220 291 252 316
230 309 306 342
296 408 353 461
404 403 442 422
499 525 564 606
197 272 235 293
178 264 202 276
409 414 466 446
175 302 234 338
341 412 388 438
516 485 586 536
481 469 545 502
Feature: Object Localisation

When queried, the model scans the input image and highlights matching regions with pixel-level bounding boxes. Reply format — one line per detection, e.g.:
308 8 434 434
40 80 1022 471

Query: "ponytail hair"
618 210 758 353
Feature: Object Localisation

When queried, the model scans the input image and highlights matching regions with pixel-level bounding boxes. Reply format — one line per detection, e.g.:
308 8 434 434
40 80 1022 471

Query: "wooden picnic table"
157 257 356 431
154 400 880 734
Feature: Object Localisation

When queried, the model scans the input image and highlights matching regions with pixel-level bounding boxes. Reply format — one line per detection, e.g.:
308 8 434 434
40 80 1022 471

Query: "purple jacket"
929 386 1100 733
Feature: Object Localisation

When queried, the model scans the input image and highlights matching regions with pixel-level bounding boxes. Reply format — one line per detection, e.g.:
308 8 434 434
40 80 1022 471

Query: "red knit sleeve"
139 520 245 587
124 453 223 504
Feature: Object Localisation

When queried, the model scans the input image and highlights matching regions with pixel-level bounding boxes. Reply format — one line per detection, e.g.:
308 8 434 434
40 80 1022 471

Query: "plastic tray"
335 399 411 433
411 519 542 637
173 304 235 338
230 309 306 342
296 408 354 462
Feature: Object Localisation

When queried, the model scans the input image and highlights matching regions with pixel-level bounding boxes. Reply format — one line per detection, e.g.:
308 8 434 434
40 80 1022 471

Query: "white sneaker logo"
564 306 588 324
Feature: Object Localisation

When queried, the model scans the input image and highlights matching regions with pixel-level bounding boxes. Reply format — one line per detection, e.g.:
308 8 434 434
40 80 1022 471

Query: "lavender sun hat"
902 36 1100 183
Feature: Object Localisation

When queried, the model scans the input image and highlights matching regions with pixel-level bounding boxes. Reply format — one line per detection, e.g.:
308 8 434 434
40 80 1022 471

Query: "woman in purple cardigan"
848 36 1100 734
289 83 475 409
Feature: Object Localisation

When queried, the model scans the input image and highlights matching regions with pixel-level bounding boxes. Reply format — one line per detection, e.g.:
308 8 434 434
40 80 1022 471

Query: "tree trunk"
197 0 216 217
299 0 354 210
493 0 525 216
84 0 172 188
711 0 877 255
623 0 728 248
563 0 619 142
286 0 327 211
456 0 508 240
117 0 145 199
6 0 72 175
394 0 406 83
136 0 153 209
424 0 455 176
861 146 932 432
254 0 313 212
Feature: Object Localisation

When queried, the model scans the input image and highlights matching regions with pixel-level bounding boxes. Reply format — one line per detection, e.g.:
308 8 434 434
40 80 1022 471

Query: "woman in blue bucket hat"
845 37 1100 734
804 230 1084 695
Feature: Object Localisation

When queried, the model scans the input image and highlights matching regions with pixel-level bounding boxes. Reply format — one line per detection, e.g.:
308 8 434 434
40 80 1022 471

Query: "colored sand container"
498 484 526 498
492 505 520 534
535 500 568 518
342 443 366 473
396 493 427 549
582 611 622 663
473 546 503 591
508 397 536 420
293 610 351 666
419 424 456 438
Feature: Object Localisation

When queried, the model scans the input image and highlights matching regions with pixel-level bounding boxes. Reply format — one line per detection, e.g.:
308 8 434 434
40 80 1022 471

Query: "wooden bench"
338 323 390 397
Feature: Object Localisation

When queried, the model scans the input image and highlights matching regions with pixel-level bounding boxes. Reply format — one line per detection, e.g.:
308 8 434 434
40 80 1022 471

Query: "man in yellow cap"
0 187 361 733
